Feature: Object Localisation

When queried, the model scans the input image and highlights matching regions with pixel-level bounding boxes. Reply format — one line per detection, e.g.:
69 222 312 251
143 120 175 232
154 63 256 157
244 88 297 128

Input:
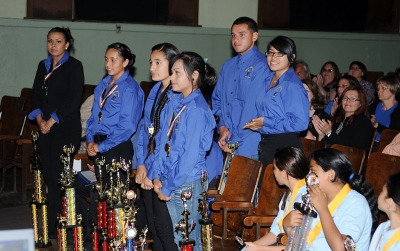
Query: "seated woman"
369 172 400 251
312 85 374 153
245 146 309 251
382 133 400 156
348 61 376 105
304 148 379 250
369 75 400 148
313 61 340 104
301 79 329 140
324 75 361 117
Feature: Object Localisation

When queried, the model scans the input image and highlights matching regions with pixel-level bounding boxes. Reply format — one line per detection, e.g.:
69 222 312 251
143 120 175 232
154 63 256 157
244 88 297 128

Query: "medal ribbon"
278 179 306 233
382 228 400 251
308 184 352 246
99 84 118 109
44 63 63 82
166 106 186 138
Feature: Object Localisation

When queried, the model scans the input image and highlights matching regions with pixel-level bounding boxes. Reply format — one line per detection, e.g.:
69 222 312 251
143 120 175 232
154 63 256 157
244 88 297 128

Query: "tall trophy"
57 144 84 251
285 171 318 251
198 170 213 251
29 132 52 248
176 187 196 251
218 141 239 193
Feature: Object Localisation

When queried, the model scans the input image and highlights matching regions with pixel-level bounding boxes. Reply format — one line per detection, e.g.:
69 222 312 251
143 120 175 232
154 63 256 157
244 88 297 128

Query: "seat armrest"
243 215 276 227
211 201 253 211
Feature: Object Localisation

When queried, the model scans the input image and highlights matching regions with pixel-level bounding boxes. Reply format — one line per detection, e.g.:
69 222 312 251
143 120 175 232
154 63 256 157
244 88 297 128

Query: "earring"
65 48 68 50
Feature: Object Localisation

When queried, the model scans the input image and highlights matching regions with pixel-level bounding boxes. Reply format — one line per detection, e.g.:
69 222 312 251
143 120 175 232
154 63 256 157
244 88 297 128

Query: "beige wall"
0 0 26 19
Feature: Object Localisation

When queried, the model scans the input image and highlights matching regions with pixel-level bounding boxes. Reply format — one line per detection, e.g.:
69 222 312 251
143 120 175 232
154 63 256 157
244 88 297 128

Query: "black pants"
142 188 178 251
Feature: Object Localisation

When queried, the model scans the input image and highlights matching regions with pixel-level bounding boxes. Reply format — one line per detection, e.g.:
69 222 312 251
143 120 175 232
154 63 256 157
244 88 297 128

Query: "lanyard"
167 106 186 139
308 184 352 246
278 179 306 233
381 228 400 251
42 63 63 96
98 84 118 123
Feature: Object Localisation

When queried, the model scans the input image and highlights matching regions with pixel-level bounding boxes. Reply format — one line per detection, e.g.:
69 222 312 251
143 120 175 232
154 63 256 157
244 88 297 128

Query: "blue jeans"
167 180 202 251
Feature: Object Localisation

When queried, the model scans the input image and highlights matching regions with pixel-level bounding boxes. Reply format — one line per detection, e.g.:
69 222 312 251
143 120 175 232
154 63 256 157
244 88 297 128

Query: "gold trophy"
57 144 83 251
176 187 196 251
218 141 239 193
29 132 51 248
198 170 213 251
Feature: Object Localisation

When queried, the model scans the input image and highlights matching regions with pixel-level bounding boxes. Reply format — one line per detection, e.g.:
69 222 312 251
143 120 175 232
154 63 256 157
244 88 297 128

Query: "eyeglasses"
350 67 360 71
376 85 389 91
322 68 334 73
342 96 360 102
337 85 349 89
265 51 286 57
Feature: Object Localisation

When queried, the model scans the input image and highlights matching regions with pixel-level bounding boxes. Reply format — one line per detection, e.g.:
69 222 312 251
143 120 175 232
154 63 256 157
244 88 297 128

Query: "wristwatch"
276 233 288 246
344 235 357 251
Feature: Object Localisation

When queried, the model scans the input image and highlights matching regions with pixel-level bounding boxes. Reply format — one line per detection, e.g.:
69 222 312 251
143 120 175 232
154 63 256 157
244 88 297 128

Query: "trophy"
29 132 51 248
218 141 239 193
137 226 149 250
198 170 213 251
285 172 318 251
176 187 196 251
57 144 84 251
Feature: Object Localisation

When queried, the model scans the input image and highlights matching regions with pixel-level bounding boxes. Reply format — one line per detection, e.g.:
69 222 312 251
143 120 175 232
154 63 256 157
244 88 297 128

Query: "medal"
98 112 102 124
165 143 170 157
148 124 154 136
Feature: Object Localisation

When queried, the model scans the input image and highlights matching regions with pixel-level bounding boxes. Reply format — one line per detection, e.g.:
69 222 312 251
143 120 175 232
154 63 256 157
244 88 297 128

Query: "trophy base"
35 241 52 248
199 219 213 225
179 239 195 251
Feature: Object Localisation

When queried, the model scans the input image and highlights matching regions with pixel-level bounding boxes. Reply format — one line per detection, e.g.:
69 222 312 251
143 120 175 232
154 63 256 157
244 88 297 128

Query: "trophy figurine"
137 226 149 250
29 132 52 248
285 171 318 251
176 187 196 251
198 170 213 251
218 141 239 193
57 144 84 251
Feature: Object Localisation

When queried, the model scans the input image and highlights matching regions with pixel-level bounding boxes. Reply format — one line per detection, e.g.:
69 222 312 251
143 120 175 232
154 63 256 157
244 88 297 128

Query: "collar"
237 45 259 64
101 70 130 87
175 88 202 108
44 51 70 73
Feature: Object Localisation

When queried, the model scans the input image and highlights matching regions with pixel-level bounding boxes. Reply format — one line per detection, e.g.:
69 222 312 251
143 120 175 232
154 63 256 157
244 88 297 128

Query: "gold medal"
164 143 170 157
148 125 154 136
98 112 102 124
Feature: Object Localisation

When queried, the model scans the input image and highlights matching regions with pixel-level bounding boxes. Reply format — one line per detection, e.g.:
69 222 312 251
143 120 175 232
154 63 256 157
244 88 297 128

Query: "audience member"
293 59 311 80
382 133 400 156
369 172 400 251
301 79 329 140
312 85 374 153
244 35 309 169
348 61 376 105
313 61 340 104
28 27 84 239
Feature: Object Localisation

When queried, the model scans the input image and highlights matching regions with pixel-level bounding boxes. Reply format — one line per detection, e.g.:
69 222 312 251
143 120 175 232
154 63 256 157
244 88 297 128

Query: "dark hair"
376 75 400 96
48 27 74 51
267 36 297 64
332 85 368 126
274 146 309 210
106 42 136 75
336 75 361 95
302 79 326 110
386 172 400 210
309 148 379 234
170 51 217 99
232 16 258 32
319 61 340 84
349 61 367 80
146 43 179 159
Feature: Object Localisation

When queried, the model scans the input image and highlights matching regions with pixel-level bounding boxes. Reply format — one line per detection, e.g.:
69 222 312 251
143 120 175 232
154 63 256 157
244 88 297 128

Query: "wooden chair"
377 129 400 153
0 95 25 131
81 84 96 104
242 164 286 241
366 71 384 88
365 152 400 223
140 81 156 104
0 110 27 194
300 137 326 157
210 155 262 240
331 144 366 175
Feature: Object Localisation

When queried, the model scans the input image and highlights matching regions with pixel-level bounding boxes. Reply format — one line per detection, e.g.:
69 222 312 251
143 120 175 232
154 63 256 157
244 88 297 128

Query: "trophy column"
198 170 213 251
29 132 52 248
218 142 239 194
176 187 196 251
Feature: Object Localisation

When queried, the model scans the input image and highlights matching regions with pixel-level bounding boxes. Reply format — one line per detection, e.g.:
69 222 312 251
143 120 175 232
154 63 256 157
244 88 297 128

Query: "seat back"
365 152 400 223
81 84 96 104
0 95 25 115
377 129 400 153
331 144 366 174
242 164 286 241
20 88 32 112
211 155 262 235
366 71 384 88
140 81 156 104
0 111 27 160
301 137 325 157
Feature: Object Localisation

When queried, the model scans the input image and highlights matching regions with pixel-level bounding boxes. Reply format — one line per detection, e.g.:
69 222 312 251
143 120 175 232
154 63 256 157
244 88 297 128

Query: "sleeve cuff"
161 186 172 197
28 108 43 120
50 110 60 124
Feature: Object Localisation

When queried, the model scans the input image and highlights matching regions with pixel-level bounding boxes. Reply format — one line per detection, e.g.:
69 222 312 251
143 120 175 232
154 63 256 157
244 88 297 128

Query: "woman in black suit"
28 27 84 238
